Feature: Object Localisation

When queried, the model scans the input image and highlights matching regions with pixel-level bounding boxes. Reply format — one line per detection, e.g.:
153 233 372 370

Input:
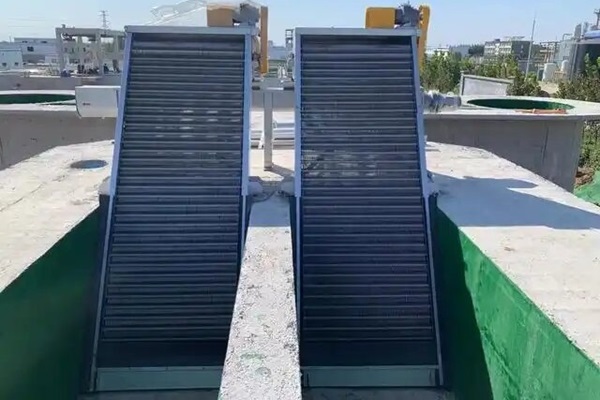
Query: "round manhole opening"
467 98 574 111
70 159 108 170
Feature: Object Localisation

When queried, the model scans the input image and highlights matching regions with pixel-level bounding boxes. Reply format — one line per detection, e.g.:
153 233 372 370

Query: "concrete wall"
0 98 584 192
429 143 600 400
0 111 115 170
434 208 600 400
425 118 584 191
0 141 112 399
0 75 121 91
0 210 99 400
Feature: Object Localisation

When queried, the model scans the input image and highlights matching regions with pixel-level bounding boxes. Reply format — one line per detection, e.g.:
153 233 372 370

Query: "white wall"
0 49 23 70
11 38 57 63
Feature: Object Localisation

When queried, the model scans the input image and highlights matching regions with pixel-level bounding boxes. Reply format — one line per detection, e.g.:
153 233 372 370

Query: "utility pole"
525 13 536 77
100 10 109 31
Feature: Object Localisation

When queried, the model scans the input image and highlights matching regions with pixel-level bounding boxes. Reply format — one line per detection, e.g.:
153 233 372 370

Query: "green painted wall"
434 207 600 400
2 200 599 400
0 210 99 400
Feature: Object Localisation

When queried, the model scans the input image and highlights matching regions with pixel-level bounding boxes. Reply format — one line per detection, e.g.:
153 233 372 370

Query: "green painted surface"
467 98 574 111
575 171 600 205
0 93 75 104
434 207 600 400
0 210 98 400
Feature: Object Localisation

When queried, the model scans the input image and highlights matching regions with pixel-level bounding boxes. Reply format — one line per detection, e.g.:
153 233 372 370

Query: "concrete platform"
3 139 598 399
428 142 600 367
0 140 112 292
219 196 302 400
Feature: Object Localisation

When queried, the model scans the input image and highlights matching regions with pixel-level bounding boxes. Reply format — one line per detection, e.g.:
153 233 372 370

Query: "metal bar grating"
296 31 441 372
90 29 251 385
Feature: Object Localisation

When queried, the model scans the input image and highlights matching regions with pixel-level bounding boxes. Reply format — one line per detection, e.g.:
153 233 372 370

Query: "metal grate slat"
297 31 441 373
90 28 251 386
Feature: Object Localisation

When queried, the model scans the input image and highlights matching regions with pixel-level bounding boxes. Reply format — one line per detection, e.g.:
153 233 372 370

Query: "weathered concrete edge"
219 195 302 400
434 208 600 400
0 141 112 292
427 142 600 365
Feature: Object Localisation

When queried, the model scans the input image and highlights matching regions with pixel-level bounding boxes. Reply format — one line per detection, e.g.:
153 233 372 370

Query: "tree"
467 45 484 57
508 70 543 96
420 52 463 93
557 55 600 103
557 55 600 172
420 53 541 96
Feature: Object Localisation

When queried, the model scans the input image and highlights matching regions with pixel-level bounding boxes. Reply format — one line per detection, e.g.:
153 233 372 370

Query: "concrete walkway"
219 195 302 400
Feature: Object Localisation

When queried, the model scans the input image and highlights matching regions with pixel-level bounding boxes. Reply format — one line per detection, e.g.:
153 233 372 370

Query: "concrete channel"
1 88 600 399
1 142 599 399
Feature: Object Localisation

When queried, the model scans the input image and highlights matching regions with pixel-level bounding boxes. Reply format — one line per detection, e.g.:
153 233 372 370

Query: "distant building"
448 44 472 57
555 37 575 65
55 27 125 74
535 41 559 64
426 47 450 57
484 37 531 60
0 48 23 70
569 35 600 78
11 37 57 64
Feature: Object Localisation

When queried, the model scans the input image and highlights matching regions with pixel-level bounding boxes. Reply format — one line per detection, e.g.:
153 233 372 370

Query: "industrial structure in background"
55 27 125 75
1 2 600 84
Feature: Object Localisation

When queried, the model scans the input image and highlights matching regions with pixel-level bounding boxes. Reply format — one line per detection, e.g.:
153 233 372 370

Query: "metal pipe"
263 89 273 170
525 13 536 76
260 6 269 75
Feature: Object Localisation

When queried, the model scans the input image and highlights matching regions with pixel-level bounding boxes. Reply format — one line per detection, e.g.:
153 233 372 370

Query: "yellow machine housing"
365 5 430 70
364 7 396 28
206 2 269 76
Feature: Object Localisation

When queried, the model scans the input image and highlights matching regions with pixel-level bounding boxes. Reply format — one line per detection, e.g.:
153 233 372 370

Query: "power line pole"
525 13 536 77
100 10 109 31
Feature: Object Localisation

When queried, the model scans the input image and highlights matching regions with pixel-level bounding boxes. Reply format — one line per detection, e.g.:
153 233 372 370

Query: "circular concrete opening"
70 159 108 170
467 98 574 111
0 93 75 104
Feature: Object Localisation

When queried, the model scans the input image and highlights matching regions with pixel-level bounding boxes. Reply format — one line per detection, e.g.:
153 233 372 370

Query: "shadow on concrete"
433 173 600 230
430 197 494 400
271 163 294 178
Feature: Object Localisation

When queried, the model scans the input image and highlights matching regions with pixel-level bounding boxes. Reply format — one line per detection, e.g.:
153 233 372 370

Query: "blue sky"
1 0 598 45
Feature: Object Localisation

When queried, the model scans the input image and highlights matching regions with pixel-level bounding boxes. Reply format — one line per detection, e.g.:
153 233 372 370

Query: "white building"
0 48 24 70
12 37 57 64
